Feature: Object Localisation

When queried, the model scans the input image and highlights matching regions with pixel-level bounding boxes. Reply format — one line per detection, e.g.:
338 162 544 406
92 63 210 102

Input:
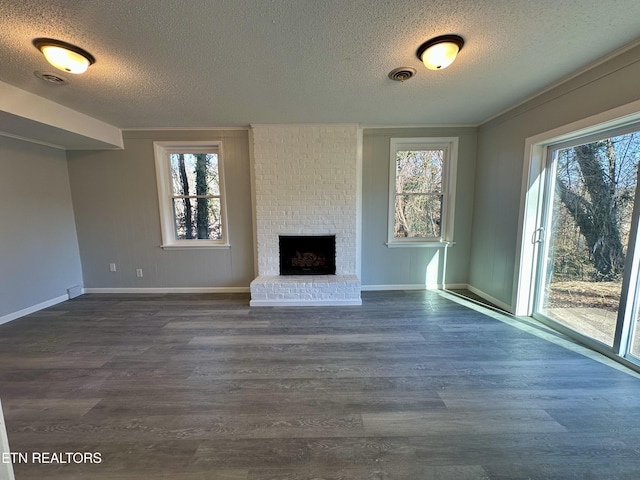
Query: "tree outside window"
169 153 221 240
388 138 457 245
394 149 443 238
154 141 228 249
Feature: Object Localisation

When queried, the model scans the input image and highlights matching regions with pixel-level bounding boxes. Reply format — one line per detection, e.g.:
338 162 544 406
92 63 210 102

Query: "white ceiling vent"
388 67 416 82
34 71 69 85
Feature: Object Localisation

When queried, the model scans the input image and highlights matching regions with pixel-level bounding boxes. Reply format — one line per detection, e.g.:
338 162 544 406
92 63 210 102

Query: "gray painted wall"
0 136 83 318
361 127 477 287
66 130 254 289
469 44 640 309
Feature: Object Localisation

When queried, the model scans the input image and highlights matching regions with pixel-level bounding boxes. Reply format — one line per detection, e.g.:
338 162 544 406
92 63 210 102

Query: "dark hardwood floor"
1 290 640 479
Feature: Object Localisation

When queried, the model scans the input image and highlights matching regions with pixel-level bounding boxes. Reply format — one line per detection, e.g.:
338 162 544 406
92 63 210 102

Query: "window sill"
385 241 455 248
160 243 231 250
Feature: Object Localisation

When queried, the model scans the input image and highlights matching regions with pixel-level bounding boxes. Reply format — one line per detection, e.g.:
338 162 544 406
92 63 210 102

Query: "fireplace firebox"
279 235 336 275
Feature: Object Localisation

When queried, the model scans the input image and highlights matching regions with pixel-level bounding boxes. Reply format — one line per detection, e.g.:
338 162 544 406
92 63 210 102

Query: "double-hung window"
154 141 229 248
387 137 458 245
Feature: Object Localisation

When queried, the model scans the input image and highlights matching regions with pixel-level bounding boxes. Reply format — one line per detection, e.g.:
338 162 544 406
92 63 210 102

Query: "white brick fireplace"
250 124 361 306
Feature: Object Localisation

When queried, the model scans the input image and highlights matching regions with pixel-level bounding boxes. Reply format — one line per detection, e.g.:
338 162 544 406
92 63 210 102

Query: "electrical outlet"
136 268 143 278
109 263 116 272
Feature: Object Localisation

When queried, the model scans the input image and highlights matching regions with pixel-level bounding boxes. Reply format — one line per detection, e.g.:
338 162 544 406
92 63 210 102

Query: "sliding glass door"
534 127 640 358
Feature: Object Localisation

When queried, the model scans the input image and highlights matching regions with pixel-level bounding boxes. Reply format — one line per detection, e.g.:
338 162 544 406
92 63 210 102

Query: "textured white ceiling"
1 0 639 128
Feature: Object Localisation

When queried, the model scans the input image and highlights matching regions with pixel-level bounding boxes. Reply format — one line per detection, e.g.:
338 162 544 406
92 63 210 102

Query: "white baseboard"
83 287 250 294
361 284 427 291
466 284 513 312
359 283 511 312
0 294 69 326
250 299 362 307
441 283 468 290
362 283 468 291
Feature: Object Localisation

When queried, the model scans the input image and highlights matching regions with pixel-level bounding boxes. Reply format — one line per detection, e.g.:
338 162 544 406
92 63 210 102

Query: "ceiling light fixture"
32 38 95 74
416 34 464 70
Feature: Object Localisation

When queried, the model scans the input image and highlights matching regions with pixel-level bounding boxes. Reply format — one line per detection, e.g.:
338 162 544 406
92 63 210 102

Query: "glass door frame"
531 131 640 365
516 110 640 371
616 200 640 361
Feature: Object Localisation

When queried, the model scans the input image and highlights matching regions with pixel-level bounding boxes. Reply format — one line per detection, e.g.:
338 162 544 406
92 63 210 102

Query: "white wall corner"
248 127 259 277
356 126 364 280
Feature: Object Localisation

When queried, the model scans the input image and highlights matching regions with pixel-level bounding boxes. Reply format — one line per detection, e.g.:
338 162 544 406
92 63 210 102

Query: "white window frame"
153 141 229 249
387 137 458 247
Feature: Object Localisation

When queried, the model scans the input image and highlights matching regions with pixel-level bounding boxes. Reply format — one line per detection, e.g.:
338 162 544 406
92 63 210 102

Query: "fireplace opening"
279 235 336 275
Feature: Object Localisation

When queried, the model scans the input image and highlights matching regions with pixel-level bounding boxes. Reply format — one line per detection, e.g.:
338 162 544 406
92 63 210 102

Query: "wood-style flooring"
1 290 640 479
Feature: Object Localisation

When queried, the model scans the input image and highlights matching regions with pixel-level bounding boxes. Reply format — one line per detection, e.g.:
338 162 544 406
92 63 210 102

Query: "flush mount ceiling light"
33 38 95 74
416 34 464 70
